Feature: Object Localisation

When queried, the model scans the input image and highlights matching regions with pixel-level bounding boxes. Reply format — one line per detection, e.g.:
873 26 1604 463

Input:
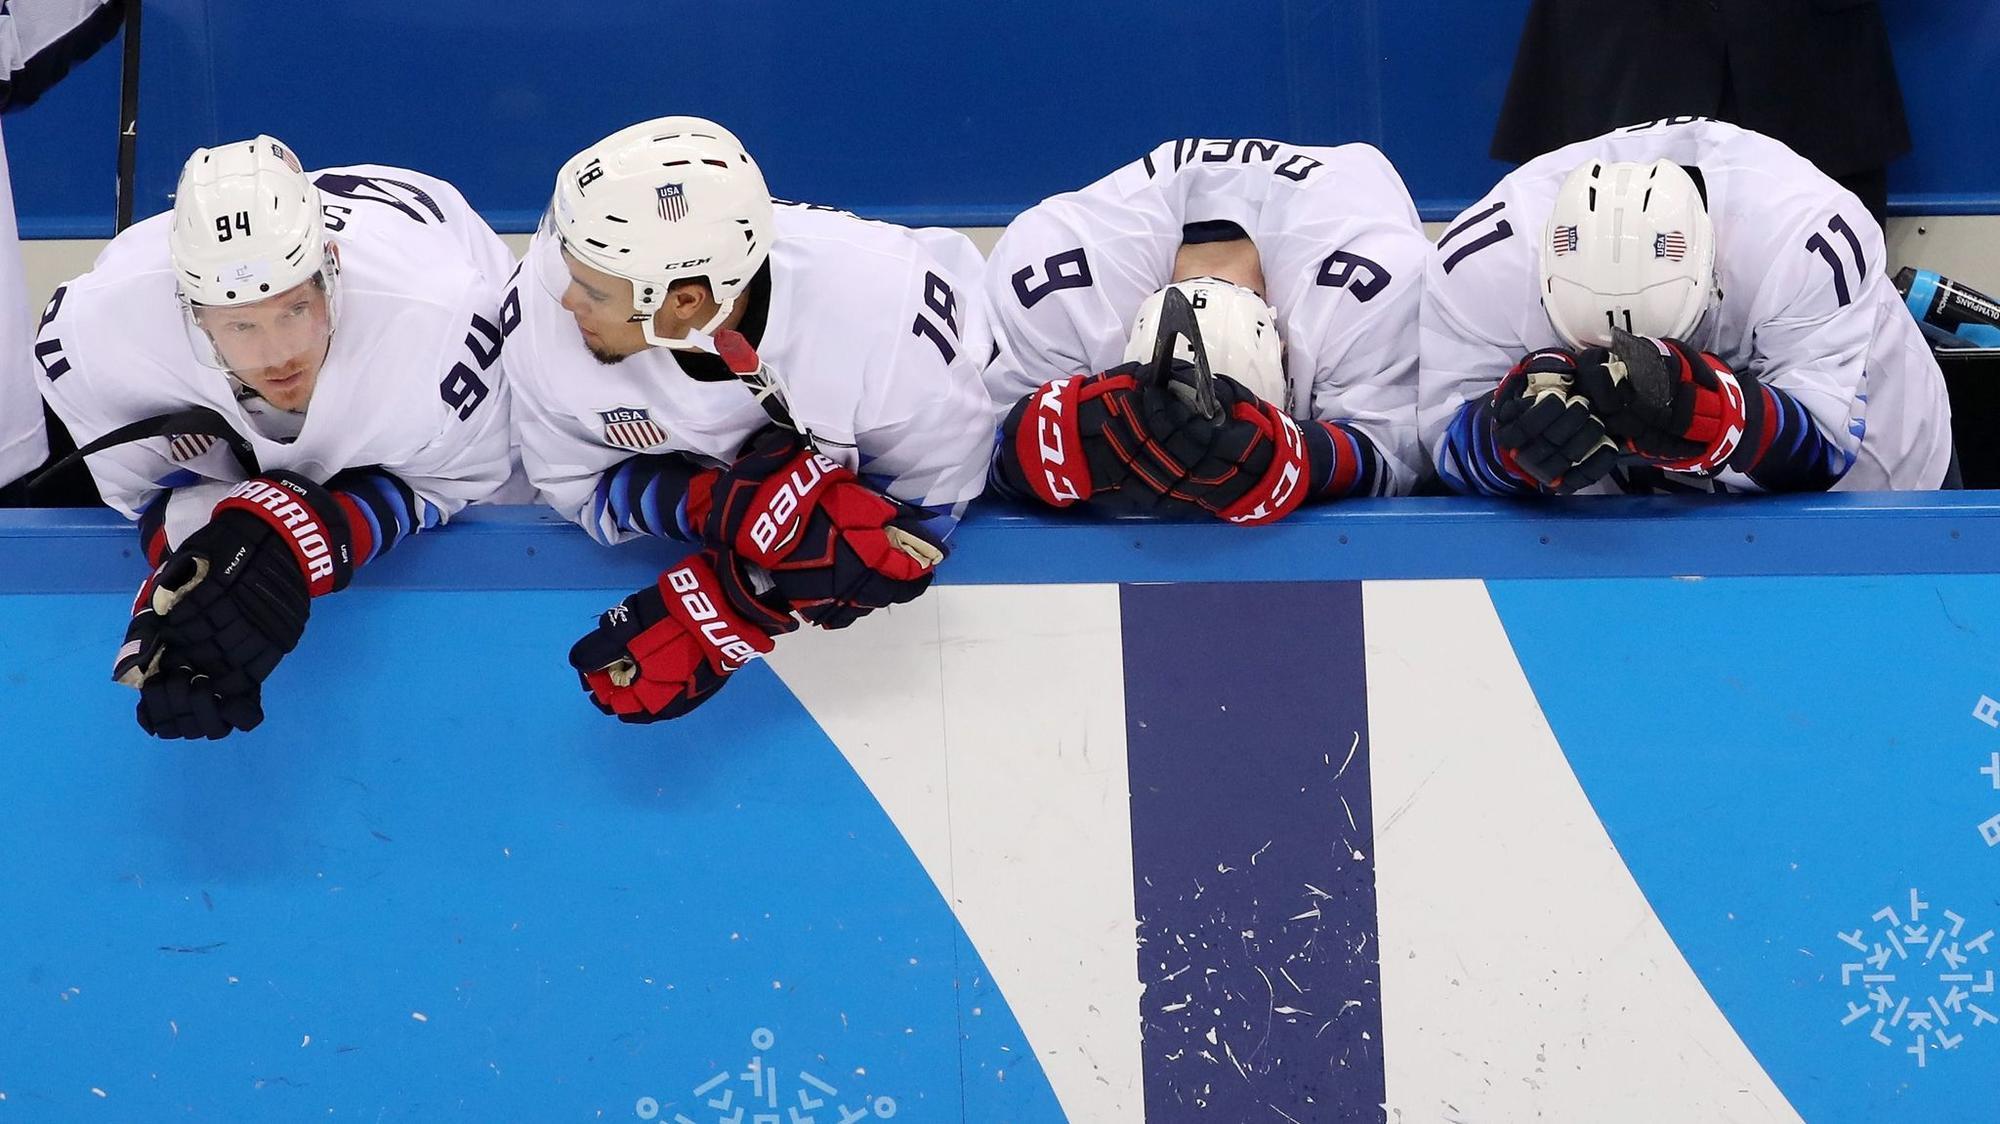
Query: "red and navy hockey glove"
995 363 1310 522
993 368 1156 512
1116 365 1314 524
567 549 799 723
686 427 948 629
1572 333 1765 474
114 471 358 738
1488 349 1622 493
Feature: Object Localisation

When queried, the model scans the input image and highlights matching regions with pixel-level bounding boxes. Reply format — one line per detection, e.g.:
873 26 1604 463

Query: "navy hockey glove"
114 472 356 737
1489 349 1621 493
1572 330 1764 474
994 368 1155 512
134 669 265 741
999 286 1311 523
686 427 948 629
1112 364 1314 524
568 549 798 723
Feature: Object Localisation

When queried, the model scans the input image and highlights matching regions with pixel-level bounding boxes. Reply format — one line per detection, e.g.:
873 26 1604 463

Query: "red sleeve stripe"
1748 384 1781 471
136 492 172 566
335 494 377 570
1320 421 1363 498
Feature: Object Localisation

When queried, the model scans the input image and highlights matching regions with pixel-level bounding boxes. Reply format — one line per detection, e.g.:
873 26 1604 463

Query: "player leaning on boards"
502 116 991 724
1422 116 1954 496
34 137 517 739
983 137 1431 523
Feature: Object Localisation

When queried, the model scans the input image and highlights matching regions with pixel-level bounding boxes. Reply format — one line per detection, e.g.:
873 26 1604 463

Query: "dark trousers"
0 402 103 507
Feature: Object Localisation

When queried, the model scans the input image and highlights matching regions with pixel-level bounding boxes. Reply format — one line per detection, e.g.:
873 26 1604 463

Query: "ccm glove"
1118 366 1311 524
1572 332 1764 474
994 368 1153 512
568 549 799 723
996 363 1310 522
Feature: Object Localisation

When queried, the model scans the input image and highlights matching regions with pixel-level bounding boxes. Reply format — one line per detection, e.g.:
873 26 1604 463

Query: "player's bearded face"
556 250 651 363
194 278 333 411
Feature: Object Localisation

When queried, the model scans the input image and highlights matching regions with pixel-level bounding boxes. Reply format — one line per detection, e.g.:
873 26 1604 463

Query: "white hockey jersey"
0 117 43 489
983 137 1433 495
2 0 124 488
37 164 518 545
504 202 995 546
1421 117 1953 493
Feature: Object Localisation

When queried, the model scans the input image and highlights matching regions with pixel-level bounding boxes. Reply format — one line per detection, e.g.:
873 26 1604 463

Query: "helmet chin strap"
636 293 739 351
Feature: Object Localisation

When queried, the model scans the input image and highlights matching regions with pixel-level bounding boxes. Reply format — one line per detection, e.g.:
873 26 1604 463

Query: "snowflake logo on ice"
1836 888 1997 1067
633 1026 899 1123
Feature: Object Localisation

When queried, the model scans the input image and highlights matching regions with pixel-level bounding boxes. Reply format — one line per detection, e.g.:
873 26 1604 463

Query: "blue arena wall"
7 0 2000 237
4 499 2000 1122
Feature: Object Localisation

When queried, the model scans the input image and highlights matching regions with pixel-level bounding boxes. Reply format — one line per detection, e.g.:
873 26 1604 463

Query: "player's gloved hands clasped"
686 427 948 630
997 362 1308 523
568 549 799 723
1490 348 1621 493
1119 364 1310 525
113 471 354 740
1571 334 1761 474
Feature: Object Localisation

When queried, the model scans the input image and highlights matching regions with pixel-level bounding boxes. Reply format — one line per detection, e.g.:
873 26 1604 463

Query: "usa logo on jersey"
167 433 219 462
657 183 688 223
598 406 669 452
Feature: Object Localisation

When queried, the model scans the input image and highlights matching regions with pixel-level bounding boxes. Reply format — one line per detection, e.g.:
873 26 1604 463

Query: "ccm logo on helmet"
750 453 843 555
223 478 339 584
664 563 762 669
664 257 712 270
1032 378 1086 504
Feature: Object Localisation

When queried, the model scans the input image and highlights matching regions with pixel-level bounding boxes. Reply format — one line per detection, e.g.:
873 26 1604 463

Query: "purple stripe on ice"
1120 581 1385 1123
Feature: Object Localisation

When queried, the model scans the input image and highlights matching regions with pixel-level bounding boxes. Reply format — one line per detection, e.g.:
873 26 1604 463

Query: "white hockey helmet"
1540 158 1717 349
169 135 340 371
1123 277 1288 409
542 115 775 350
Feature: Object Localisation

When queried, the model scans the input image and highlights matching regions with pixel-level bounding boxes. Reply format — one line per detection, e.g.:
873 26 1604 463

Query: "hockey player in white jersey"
1 0 122 503
985 137 1430 524
502 116 992 724
1422 117 1953 495
36 136 516 739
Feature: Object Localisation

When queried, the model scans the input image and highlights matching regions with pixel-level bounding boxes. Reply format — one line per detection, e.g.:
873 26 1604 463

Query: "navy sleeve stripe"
328 468 424 563
1744 384 1846 492
592 453 704 542
136 491 170 565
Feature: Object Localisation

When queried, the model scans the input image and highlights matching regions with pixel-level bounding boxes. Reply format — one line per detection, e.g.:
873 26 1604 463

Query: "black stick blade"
1146 286 1220 419
1608 325 1674 414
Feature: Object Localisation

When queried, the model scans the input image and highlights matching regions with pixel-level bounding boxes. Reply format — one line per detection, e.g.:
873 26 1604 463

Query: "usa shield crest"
656 183 688 223
598 406 669 452
166 433 219 462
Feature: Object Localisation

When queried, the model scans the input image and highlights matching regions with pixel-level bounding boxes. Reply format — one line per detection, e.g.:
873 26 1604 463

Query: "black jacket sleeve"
1 0 125 112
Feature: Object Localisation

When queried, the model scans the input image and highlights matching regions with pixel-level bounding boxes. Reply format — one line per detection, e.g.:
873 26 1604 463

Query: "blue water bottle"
1895 267 2000 349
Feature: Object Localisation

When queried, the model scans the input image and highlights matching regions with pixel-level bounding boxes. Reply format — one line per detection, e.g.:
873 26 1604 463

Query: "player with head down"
501 117 992 725
983 137 1432 523
1421 116 1954 496
35 137 518 739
